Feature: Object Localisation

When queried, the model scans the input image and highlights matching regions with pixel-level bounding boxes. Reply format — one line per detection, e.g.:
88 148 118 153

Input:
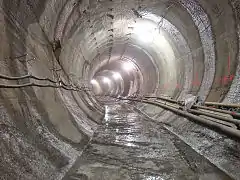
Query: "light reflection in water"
114 133 137 147
126 142 136 147
104 106 110 122
145 176 164 180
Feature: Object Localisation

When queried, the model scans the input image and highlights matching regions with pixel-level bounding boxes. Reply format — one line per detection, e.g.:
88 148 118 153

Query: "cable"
0 73 91 93
0 74 57 84
0 82 83 91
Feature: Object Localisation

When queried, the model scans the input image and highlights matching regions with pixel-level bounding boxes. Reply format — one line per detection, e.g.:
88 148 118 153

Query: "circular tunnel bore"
0 0 240 179
90 44 157 98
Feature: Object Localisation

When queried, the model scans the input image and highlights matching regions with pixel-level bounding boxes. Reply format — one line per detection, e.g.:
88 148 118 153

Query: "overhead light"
122 62 135 71
112 72 122 80
103 77 111 84
133 20 157 43
90 79 98 84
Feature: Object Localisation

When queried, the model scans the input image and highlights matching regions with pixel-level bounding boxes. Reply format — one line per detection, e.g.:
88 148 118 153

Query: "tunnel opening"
89 43 157 99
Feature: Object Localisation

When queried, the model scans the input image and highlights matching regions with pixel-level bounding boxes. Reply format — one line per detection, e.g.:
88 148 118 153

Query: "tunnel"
0 0 240 179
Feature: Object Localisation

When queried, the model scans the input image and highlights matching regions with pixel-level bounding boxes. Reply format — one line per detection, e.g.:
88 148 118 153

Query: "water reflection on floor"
66 104 233 180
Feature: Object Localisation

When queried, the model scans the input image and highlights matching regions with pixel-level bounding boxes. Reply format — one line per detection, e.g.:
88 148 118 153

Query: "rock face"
0 0 99 179
0 122 75 180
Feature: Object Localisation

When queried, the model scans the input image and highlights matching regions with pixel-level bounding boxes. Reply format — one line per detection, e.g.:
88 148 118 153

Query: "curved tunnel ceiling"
1 0 240 178
51 0 239 112
55 0 239 101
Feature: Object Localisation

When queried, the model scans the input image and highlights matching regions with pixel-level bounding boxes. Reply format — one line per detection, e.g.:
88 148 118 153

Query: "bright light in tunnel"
122 62 135 72
90 79 98 85
133 20 158 43
103 77 111 84
112 72 122 80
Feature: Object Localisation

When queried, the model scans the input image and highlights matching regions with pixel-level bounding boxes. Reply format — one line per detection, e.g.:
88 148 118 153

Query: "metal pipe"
188 109 240 127
144 96 240 119
153 99 240 126
156 99 240 127
155 97 240 120
194 105 240 119
204 102 240 108
199 115 237 129
129 98 240 140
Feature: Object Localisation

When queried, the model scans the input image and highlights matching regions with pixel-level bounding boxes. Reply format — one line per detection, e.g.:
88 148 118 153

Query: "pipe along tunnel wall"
0 0 240 179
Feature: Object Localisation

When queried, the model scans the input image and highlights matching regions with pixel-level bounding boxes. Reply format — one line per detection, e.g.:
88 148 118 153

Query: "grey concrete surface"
64 104 234 180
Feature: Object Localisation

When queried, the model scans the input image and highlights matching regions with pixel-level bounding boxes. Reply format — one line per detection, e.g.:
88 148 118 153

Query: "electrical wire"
0 73 90 92
0 74 57 84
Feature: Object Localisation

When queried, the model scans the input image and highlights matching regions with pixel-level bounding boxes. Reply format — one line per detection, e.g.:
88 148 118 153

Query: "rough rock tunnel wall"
138 1 240 179
0 0 103 179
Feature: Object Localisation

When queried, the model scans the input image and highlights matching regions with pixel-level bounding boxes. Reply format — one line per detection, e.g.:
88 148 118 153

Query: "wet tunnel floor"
65 105 233 180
